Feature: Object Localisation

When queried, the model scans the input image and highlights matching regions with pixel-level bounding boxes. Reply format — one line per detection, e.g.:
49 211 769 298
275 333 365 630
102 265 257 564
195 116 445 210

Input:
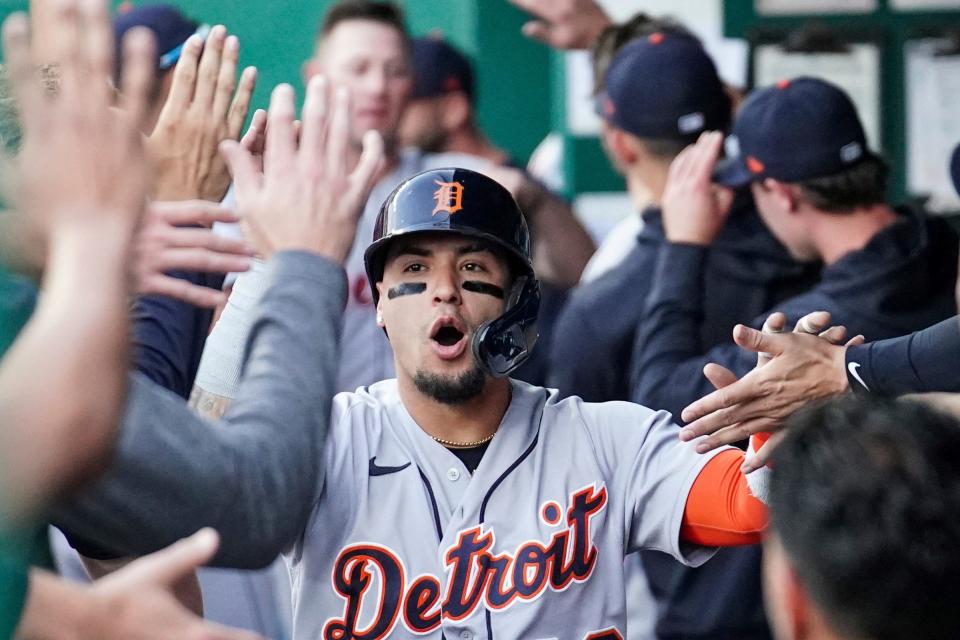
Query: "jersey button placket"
459 630 474 640
447 467 461 482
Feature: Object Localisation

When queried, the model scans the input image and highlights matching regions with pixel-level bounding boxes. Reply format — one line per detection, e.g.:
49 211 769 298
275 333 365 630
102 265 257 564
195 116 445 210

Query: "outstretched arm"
53 78 384 568
680 447 768 547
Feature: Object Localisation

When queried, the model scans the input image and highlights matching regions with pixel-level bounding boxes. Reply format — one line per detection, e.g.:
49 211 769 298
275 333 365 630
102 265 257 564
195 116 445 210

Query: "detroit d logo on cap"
432 180 465 216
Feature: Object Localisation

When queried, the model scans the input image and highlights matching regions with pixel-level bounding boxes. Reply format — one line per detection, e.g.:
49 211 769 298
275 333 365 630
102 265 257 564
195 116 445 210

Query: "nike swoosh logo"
369 456 411 477
847 362 870 392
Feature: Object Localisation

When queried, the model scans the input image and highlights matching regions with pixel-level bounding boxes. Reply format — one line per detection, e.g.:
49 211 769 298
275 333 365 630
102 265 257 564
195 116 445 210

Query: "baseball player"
53 77 770 639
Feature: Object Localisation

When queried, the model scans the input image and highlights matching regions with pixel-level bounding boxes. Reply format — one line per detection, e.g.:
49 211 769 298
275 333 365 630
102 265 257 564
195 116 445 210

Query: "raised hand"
661 131 734 246
147 25 257 202
134 200 255 307
6 0 154 241
508 0 611 50
221 76 384 264
678 312 864 471
78 530 264 639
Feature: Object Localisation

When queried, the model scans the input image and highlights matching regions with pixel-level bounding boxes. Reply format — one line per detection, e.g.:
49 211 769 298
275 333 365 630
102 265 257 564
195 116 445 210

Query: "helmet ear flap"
472 276 541 377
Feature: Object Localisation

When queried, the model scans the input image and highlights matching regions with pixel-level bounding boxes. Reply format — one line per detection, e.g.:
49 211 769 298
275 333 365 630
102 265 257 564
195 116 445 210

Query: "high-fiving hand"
147 25 256 203
221 76 384 264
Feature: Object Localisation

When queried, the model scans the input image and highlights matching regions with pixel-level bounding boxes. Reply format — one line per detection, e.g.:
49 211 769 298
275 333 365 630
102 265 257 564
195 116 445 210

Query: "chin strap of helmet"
471 276 541 378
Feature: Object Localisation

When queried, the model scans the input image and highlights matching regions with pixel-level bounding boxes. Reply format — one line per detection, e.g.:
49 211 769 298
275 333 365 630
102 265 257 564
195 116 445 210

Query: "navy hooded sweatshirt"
548 197 819 402
631 207 959 419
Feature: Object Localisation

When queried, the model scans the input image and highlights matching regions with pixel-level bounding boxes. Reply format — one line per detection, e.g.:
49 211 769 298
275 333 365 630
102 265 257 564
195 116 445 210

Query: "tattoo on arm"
188 385 233 420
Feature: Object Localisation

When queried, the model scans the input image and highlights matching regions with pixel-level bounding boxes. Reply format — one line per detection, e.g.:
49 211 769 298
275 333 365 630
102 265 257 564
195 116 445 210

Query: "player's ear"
600 124 637 170
765 178 799 214
375 284 386 328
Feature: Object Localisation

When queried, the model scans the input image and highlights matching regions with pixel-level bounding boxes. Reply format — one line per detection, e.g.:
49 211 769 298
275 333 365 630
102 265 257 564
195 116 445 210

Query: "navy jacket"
632 208 959 419
549 200 818 402
130 271 223 399
846 316 960 394
549 197 818 640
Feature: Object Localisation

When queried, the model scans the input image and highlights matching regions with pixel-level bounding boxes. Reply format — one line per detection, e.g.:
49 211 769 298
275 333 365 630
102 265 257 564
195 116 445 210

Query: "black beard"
414 364 486 405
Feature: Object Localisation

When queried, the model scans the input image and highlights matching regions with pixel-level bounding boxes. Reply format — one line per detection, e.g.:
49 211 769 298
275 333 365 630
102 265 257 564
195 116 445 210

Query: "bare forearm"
0 225 130 523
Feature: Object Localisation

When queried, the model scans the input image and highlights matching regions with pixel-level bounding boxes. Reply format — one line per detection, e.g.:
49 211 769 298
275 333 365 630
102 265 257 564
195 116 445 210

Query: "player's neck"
398 375 512 445
808 202 897 265
626 159 669 206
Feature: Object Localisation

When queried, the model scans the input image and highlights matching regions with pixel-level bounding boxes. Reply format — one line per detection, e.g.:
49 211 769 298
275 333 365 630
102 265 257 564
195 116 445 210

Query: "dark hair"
318 0 410 47
795 154 889 213
769 396 960 640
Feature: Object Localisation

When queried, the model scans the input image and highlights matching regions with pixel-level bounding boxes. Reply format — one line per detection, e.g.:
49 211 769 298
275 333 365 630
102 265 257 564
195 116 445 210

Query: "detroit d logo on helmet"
432 180 464 216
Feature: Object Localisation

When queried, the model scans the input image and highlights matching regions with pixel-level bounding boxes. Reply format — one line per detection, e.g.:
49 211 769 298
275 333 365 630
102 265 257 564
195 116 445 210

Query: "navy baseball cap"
113 4 201 76
715 77 871 188
410 37 474 100
596 32 731 142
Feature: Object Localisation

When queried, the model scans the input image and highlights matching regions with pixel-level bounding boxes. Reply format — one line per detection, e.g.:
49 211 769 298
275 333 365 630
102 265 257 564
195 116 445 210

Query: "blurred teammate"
400 36 500 162
632 78 959 421
765 397 960 640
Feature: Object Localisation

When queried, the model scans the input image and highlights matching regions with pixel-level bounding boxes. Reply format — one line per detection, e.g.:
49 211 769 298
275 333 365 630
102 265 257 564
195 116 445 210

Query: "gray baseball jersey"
286 379 723 640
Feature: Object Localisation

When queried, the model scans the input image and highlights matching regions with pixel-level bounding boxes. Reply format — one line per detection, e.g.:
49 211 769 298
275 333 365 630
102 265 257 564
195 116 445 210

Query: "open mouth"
433 325 465 346
429 316 468 360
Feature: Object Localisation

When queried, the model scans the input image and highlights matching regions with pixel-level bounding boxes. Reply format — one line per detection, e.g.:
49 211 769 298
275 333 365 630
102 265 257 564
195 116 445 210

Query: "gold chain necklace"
432 432 496 448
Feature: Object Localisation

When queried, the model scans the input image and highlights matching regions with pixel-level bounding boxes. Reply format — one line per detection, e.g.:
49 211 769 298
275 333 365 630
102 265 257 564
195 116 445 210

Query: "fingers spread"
211 34 240 124
130 528 219 586
2 14 43 129
192 25 227 109
703 362 738 391
228 66 257 140
761 311 787 334
220 139 261 202
164 34 203 109
140 274 228 308
299 75 329 170
239 108 267 154
152 246 253 274
151 200 240 226
794 310 832 334
324 86 351 179
263 84 297 174
348 129 384 207
158 227 255 256
819 325 848 345
733 323 784 356
118 27 157 135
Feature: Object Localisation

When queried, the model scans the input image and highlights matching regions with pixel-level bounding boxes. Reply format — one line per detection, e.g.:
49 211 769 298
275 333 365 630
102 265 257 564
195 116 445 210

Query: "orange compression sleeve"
679 449 768 546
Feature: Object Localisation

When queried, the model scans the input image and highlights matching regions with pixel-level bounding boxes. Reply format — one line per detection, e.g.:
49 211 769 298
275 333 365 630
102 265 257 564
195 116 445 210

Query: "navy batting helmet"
364 167 540 377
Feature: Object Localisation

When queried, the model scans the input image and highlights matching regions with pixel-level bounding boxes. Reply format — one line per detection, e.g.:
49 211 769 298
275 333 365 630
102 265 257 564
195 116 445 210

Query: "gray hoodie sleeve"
51 251 345 569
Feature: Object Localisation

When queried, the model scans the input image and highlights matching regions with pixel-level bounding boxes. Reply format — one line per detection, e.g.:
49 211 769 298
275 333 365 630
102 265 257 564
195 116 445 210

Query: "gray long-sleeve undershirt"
51 251 345 569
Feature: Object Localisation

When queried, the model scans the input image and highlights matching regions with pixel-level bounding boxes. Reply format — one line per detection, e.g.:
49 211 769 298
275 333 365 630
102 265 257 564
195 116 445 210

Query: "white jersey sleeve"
572 399 724 566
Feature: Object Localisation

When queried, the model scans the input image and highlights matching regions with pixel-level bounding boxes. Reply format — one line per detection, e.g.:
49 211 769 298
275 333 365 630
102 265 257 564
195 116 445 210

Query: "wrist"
664 224 718 246
45 221 132 294
836 344 853 393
